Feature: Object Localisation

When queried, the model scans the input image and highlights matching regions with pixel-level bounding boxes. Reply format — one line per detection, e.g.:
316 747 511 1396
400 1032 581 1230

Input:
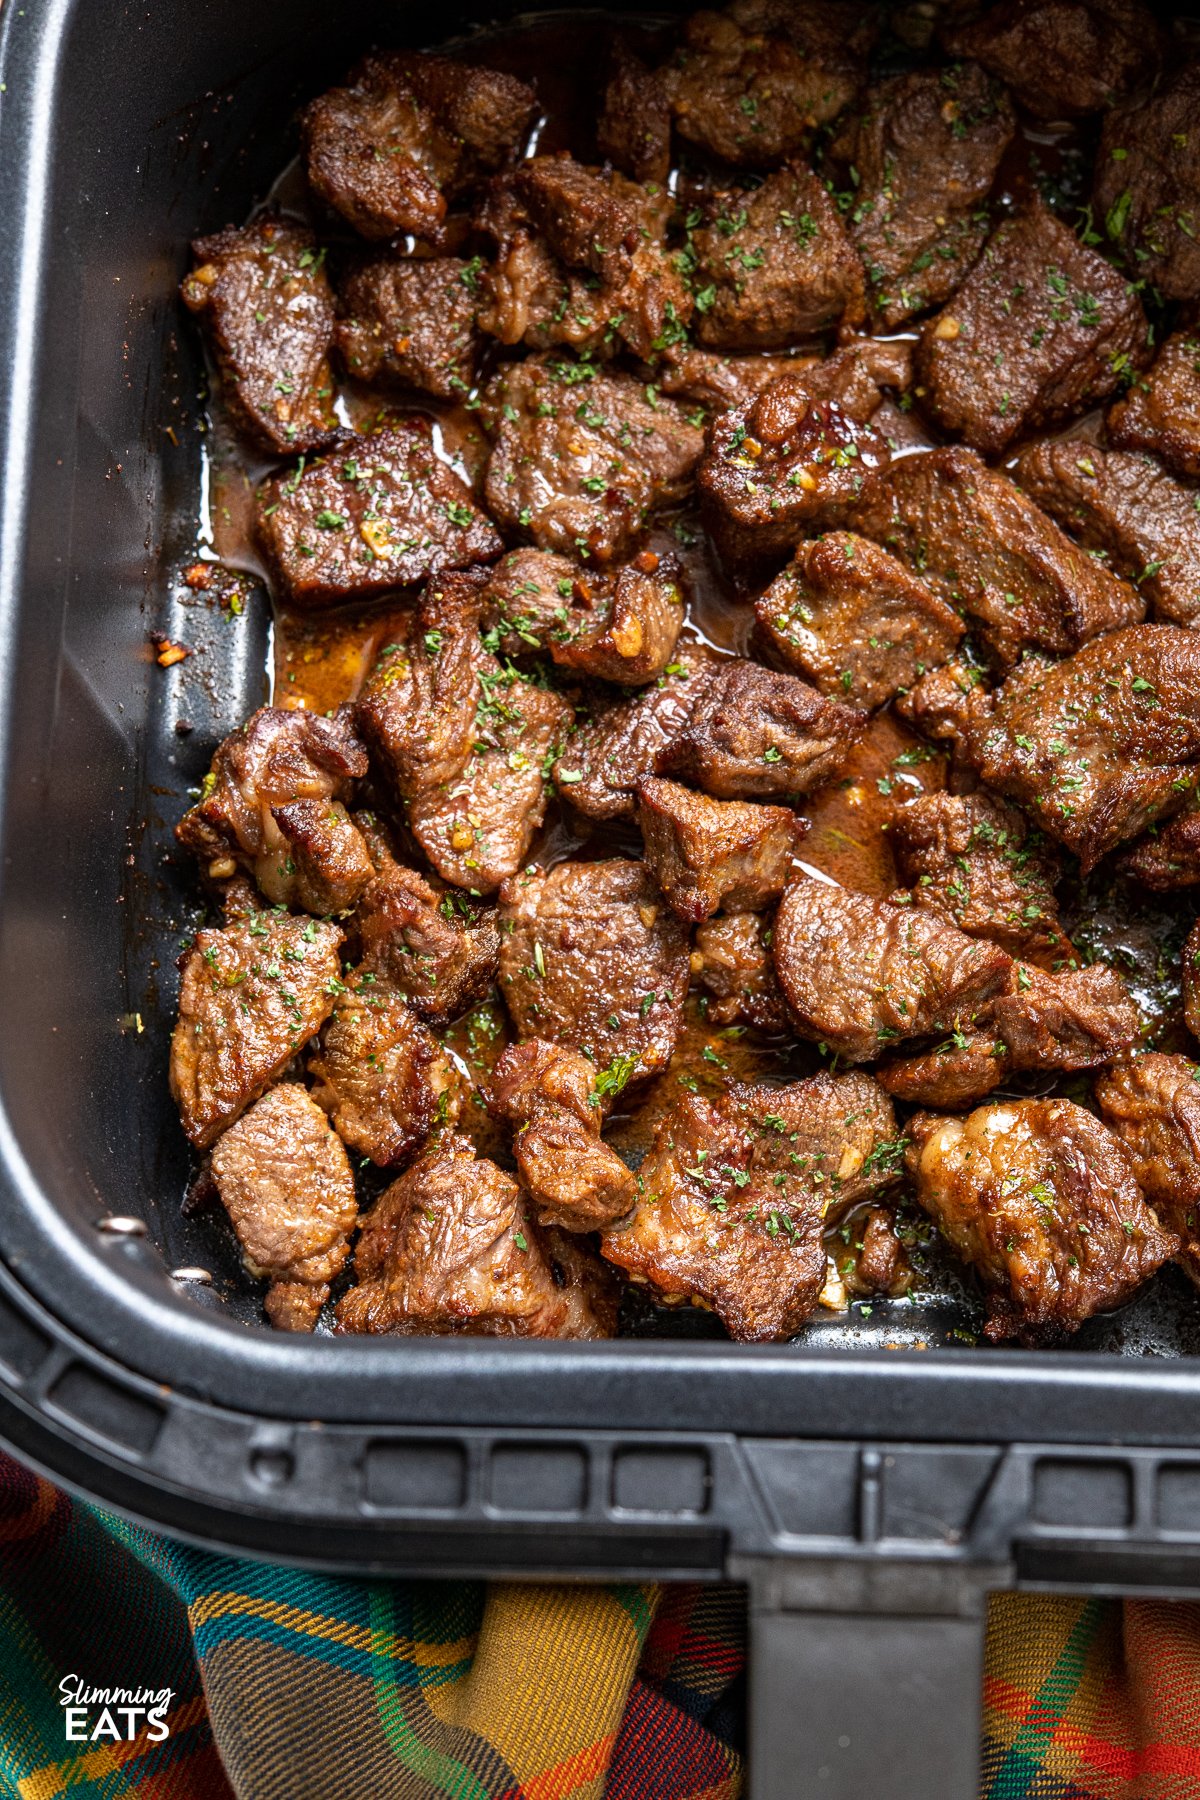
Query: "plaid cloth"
3 1450 1200 1800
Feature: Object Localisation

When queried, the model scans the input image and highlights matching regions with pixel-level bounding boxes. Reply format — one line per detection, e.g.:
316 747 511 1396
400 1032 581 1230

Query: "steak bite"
851 447 1144 667
831 62 1014 331
1119 794 1200 891
487 1039 636 1231
693 912 791 1032
334 255 482 398
992 961 1141 1072
170 914 344 1150
176 706 373 914
915 201 1149 456
1096 65 1200 302
1096 1053 1200 1284
970 624 1200 870
907 1099 1176 1343
497 858 691 1081
257 423 501 608
688 166 865 350
1109 331 1200 480
350 835 499 1019
894 657 992 758
597 42 672 185
210 1084 358 1333
408 673 572 892
655 659 863 800
1013 440 1200 628
301 51 537 242
772 875 1012 1062
554 643 717 820
601 1071 902 1342
481 355 704 563
889 790 1072 969
699 374 891 571
636 778 804 923
878 1031 1009 1110
181 215 338 456
309 974 457 1168
754 532 964 709
481 547 685 684
659 335 912 420
941 0 1162 120
335 1133 617 1337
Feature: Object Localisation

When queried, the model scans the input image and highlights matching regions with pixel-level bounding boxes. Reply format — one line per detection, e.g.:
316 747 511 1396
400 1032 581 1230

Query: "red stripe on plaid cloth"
605 1678 741 1800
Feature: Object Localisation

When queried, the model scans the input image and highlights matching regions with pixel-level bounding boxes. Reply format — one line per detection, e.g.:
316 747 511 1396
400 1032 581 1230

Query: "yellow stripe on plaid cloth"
190 1589 476 1672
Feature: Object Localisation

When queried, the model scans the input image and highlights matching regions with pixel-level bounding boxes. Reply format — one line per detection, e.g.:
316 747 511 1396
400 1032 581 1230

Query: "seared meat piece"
654 348 807 412
890 790 1071 969
481 355 704 563
839 1205 905 1298
257 423 501 608
1109 331 1200 480
831 63 1014 331
180 214 337 456
693 912 791 1032
350 836 499 1020
851 448 1143 667
755 532 964 709
689 166 865 350
699 374 891 570
657 335 912 421
335 1133 617 1337
773 874 1012 1062
663 0 872 167
1120 794 1200 891
301 51 537 241
597 43 672 185
170 914 343 1150
1013 440 1200 628
894 657 992 755
941 0 1162 119
481 547 685 684
555 643 717 820
408 674 572 892
334 255 482 398
907 1099 1176 1343
487 1039 636 1230
176 705 372 913
878 1031 1008 1109
356 573 488 800
993 961 1140 1071
601 1071 902 1341
210 1084 358 1332
916 201 1150 455
1096 65 1200 302
970 625 1200 870
655 659 863 801
498 858 691 1081
1096 1053 1200 1284
309 975 458 1167
636 778 803 922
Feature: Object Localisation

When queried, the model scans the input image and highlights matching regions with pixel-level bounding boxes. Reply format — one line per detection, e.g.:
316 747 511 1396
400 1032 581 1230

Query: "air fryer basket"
3 2 1200 1793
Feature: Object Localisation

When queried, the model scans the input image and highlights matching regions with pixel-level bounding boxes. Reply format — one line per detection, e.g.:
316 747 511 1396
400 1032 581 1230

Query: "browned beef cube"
831 63 1014 330
653 335 912 420
890 790 1072 968
916 201 1150 455
656 659 863 801
498 859 691 1081
942 0 1163 119
1109 330 1200 479
334 255 482 399
1096 1053 1200 1285
516 155 640 276
301 52 537 242
689 166 865 350
839 1206 906 1299
257 424 501 608
851 447 1144 667
636 778 803 923
335 1133 617 1337
349 832 499 1019
878 1031 1008 1109
181 215 338 456
907 1099 1176 1343
1014 440 1200 627
1119 794 1200 891
894 657 992 752
755 532 964 709
482 356 704 563
601 1071 901 1341
773 874 1012 1061
693 913 791 1032
1096 66 1200 302
481 547 685 684
309 975 458 1167
597 43 672 184
699 376 891 570
170 914 343 1150
176 706 372 914
993 961 1140 1071
210 1084 358 1332
970 624 1200 869
663 0 873 167
487 1039 636 1231
554 643 718 820
409 675 572 892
